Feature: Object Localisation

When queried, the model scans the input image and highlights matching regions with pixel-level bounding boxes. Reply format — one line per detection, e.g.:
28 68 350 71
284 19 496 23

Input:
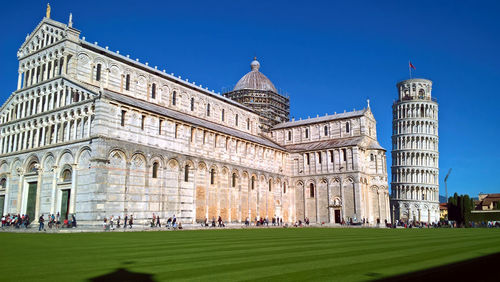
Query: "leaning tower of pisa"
390 78 439 223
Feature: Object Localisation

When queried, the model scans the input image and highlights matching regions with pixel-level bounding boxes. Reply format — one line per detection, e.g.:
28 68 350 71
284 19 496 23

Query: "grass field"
1 228 499 281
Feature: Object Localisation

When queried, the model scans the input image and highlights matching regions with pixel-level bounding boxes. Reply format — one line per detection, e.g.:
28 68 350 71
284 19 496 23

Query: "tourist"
129 215 133 229
116 216 121 228
178 222 183 230
38 214 45 231
103 218 109 231
218 216 223 227
124 214 128 229
211 217 216 227
72 214 77 228
110 215 114 230
1 215 5 227
156 215 161 227
166 217 172 228
172 214 177 227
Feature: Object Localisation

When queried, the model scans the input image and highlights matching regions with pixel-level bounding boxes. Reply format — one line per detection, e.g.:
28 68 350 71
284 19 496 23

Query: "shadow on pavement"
375 252 500 282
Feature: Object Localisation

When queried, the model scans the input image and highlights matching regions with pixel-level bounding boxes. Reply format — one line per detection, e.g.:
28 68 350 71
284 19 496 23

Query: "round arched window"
61 169 72 182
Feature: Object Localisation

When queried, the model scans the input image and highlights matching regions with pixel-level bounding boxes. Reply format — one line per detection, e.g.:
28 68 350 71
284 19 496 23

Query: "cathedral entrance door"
334 209 341 223
0 195 4 215
60 189 71 221
26 182 37 224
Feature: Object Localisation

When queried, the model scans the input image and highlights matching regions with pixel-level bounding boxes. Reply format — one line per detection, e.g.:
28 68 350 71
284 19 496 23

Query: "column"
73 118 78 140
315 182 319 223
17 71 22 90
42 62 48 81
53 123 58 144
69 164 77 214
62 55 67 75
33 65 38 85
50 166 58 214
87 115 92 138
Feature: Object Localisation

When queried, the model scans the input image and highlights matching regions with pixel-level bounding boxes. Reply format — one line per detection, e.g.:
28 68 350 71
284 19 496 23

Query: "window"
235 114 239 126
141 115 145 130
184 165 189 182
221 109 225 122
190 97 194 111
232 173 236 187
269 179 272 192
324 125 328 136
158 119 163 135
247 118 250 130
174 124 178 138
305 128 309 138
370 154 374 161
310 183 315 198
61 169 72 182
121 110 126 127
288 131 292 141
342 148 347 162
346 122 350 133
210 169 215 185
125 74 130 90
283 182 286 194
96 64 101 81
152 162 159 178
251 176 255 190
172 91 176 105
0 178 6 189
306 153 310 165
151 83 156 99
207 103 210 116
318 152 322 164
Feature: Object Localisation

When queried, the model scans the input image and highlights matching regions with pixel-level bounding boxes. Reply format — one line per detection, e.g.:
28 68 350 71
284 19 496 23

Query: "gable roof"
100 89 286 151
272 109 369 130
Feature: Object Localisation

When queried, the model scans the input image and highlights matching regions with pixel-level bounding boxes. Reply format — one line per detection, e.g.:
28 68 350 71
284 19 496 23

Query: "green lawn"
0 228 499 281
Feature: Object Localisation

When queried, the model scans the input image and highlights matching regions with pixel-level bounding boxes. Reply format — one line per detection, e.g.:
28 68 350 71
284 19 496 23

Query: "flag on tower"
409 61 416 70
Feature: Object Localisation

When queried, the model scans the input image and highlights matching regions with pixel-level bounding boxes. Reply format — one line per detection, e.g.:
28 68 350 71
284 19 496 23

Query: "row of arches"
1 105 94 155
3 80 92 124
392 168 438 185
20 25 64 57
393 120 437 135
392 151 438 167
107 149 293 223
391 185 438 202
394 136 438 151
394 102 437 119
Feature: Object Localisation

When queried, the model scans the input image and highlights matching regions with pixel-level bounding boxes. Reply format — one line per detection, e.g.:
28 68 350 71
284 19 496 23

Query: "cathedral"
0 8 390 226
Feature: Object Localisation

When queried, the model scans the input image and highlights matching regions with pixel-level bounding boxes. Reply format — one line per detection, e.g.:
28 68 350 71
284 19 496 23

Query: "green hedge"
469 212 500 222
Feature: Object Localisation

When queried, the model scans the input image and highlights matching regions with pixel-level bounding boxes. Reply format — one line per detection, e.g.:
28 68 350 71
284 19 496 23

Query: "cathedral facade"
0 11 390 226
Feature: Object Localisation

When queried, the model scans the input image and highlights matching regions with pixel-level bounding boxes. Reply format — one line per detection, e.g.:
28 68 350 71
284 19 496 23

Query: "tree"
447 193 474 227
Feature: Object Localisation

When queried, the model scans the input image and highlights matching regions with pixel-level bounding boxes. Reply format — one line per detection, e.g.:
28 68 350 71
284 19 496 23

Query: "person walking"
124 214 128 229
156 215 161 227
38 214 45 231
116 216 121 228
129 215 133 229
72 214 77 228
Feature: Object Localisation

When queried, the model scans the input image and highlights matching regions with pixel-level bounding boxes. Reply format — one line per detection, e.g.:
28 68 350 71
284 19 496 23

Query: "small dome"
233 57 277 92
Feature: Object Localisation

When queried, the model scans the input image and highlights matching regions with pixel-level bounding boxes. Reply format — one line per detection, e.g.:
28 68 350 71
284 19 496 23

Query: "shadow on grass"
375 252 500 281
88 268 155 282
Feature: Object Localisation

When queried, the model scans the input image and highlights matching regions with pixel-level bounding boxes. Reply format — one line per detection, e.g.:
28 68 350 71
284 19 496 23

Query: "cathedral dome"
233 58 278 92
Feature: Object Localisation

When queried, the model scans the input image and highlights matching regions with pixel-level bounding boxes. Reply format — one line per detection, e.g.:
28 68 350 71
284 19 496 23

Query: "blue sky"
1 1 499 197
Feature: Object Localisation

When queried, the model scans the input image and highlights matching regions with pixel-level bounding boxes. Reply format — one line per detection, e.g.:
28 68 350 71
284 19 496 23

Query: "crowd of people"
1 212 77 231
102 213 183 231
